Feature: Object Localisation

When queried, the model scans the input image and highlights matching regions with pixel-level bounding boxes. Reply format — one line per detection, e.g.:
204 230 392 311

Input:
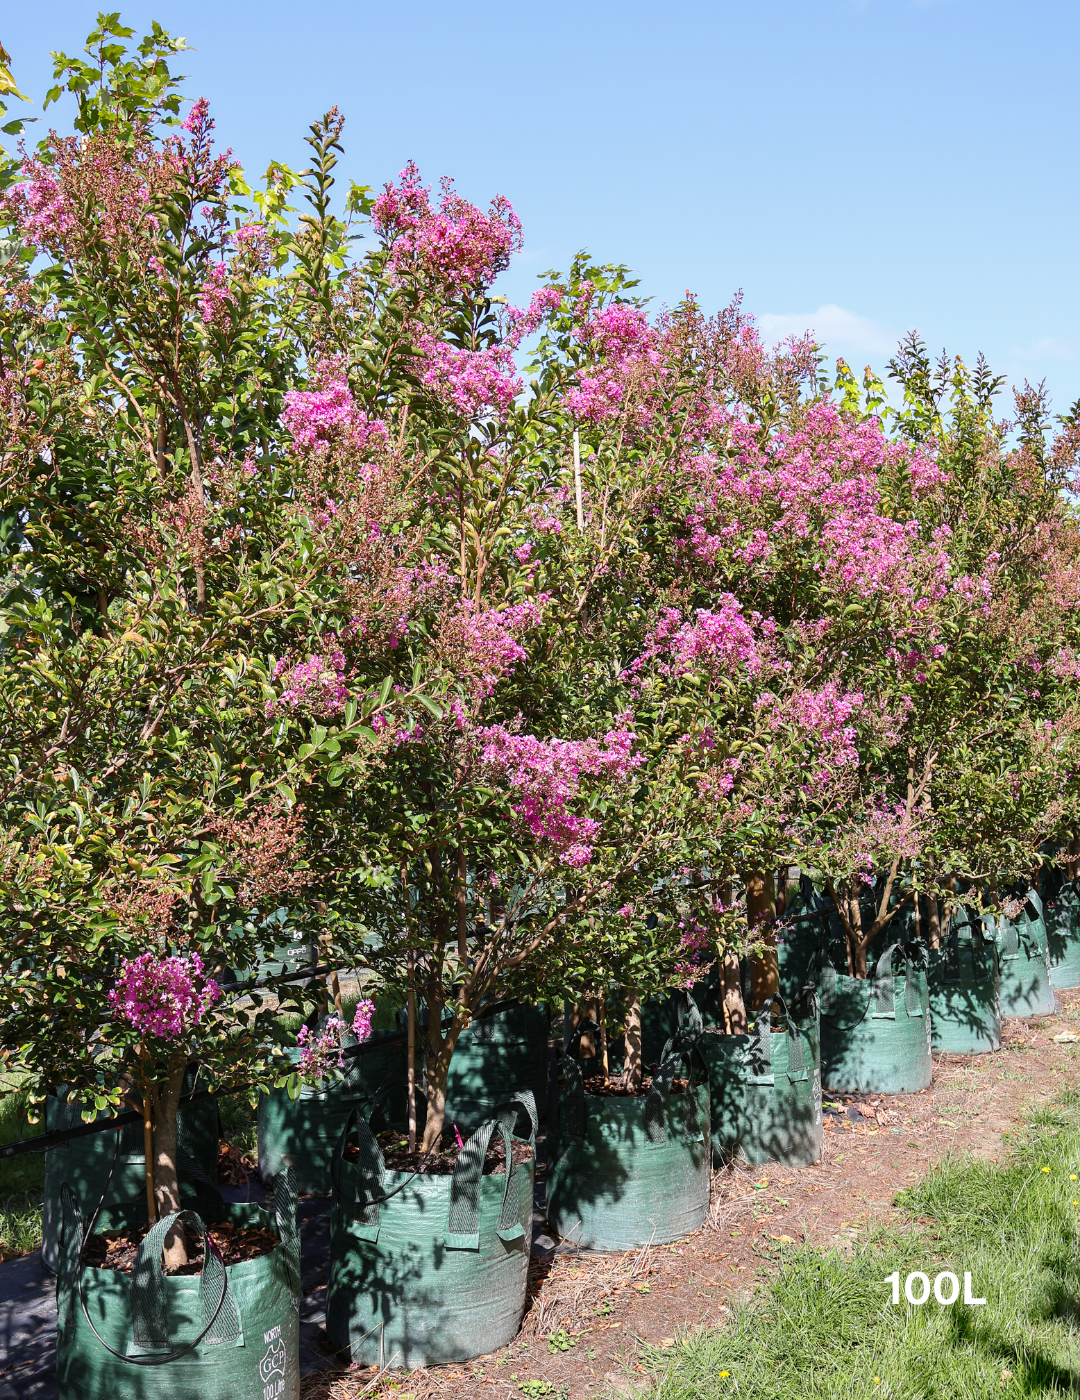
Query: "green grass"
634 1092 1080 1399
0 1078 44 1257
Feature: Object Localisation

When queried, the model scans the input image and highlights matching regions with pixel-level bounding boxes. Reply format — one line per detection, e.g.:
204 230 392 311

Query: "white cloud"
757 304 898 358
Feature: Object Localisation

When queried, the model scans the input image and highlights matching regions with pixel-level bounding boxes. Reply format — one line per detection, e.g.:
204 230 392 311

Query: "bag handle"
129 1208 239 1354
445 1090 536 1250
557 1049 588 1142
748 993 805 1082
59 1185 239 1367
272 1167 301 1307
644 1036 705 1145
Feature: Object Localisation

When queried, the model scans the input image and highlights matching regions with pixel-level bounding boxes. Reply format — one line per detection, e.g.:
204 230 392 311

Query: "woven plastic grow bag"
439 1001 550 1131
55 1172 301 1400
991 889 1056 1018
926 908 1001 1054
701 992 822 1168
1044 877 1080 991
546 1046 710 1252
42 1081 221 1274
819 942 932 1094
258 1028 407 1195
325 1090 536 1369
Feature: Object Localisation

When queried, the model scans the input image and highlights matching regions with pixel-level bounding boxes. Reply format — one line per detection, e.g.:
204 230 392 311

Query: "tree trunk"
623 993 642 1093
848 889 867 978
420 1013 467 1153
1067 837 1080 883
745 870 777 1010
722 947 747 1034
598 988 609 1083
153 1060 188 1269
927 896 941 950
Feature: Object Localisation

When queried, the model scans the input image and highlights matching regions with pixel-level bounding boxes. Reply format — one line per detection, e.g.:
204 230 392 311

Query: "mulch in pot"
82 1219 279 1276
580 1074 689 1097
343 1129 533 1176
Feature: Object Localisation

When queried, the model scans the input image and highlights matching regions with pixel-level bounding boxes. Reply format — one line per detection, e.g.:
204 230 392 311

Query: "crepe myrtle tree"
0 23 448 1261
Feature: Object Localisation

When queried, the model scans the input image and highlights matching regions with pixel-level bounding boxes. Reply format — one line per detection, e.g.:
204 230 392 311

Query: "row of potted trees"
4 15 1080 1390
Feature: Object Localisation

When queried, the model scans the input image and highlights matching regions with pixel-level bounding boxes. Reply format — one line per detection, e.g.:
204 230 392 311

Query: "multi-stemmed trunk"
143 1056 190 1268
745 870 777 1010
623 993 642 1093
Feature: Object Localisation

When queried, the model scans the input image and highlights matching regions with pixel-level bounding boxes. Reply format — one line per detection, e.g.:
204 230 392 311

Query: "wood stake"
573 430 584 530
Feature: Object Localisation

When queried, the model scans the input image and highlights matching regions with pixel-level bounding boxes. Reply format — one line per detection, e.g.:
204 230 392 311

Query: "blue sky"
4 1 1078 417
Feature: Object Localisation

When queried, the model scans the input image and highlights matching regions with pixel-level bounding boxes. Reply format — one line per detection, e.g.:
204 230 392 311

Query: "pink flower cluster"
785 684 863 761
479 721 642 867
108 952 220 1042
456 597 546 696
282 372 390 456
270 642 347 715
566 302 663 426
626 598 760 684
373 161 522 292
297 1000 375 1082
419 338 522 419
503 286 563 348
198 261 233 325
12 170 75 245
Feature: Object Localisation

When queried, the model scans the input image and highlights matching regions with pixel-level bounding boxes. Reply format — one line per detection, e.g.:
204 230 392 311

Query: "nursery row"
36 870 1079 1391
4 19 1080 1399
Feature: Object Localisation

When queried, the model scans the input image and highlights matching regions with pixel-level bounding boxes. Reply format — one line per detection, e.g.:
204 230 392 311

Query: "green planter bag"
703 993 822 1168
991 890 1056 1018
546 1046 710 1252
819 942 932 1095
777 917 824 1002
55 1172 301 1400
258 1028 407 1195
927 909 1001 1054
1044 879 1080 991
325 1091 536 1369
42 1082 221 1273
442 1002 550 1131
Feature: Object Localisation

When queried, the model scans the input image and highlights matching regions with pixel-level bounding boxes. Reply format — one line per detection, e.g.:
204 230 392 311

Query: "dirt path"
303 990 1080 1400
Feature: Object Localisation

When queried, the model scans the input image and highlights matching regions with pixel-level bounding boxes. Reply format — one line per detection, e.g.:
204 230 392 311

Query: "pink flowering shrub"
479 722 642 867
108 952 220 1042
268 640 348 716
566 299 664 426
282 370 390 456
625 598 761 685
297 999 375 1082
373 161 522 292
198 261 233 325
418 338 522 419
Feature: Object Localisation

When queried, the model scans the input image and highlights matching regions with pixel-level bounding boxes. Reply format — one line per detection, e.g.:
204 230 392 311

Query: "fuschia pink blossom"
282 372 390 456
479 720 641 866
373 162 522 292
419 337 522 419
108 952 220 1041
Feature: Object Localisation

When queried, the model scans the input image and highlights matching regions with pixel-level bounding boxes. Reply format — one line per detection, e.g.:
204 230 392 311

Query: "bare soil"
84 1218 279 1275
302 987 1080 1400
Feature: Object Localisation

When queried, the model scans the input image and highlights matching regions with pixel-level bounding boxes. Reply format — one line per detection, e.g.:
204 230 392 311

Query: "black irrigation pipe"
214 959 357 995
0 1030 409 1161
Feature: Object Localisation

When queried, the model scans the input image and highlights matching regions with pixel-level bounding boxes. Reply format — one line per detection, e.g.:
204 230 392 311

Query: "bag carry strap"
131 1208 239 1353
645 1037 704 1145
820 942 922 1025
446 1089 537 1251
559 1051 588 1142
747 993 806 1084
60 1184 240 1366
273 1168 301 1307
